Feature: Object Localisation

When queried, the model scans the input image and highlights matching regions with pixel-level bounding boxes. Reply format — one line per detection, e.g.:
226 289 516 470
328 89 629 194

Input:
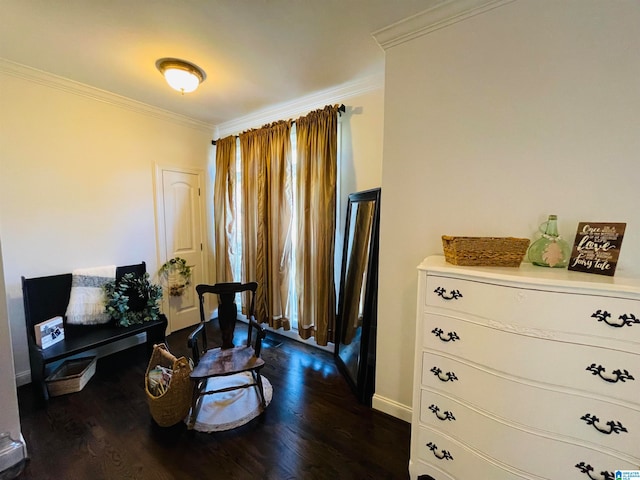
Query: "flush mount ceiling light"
155 58 206 94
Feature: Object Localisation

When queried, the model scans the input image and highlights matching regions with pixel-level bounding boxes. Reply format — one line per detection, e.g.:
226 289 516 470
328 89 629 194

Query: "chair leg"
188 379 206 430
253 371 267 409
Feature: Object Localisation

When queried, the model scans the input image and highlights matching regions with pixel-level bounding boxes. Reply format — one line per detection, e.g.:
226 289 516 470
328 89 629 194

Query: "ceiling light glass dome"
156 58 206 94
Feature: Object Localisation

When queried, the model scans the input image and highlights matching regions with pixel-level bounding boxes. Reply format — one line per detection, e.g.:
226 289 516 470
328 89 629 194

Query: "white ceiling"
0 0 431 127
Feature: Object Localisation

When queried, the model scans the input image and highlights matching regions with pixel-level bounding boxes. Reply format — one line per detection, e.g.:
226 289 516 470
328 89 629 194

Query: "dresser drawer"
416 395 638 479
421 317 639 405
419 385 639 460
413 427 534 480
409 458 456 480
425 275 640 350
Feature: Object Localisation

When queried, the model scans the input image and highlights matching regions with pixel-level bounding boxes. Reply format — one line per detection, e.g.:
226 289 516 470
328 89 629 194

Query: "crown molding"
0 58 214 133
372 0 515 50
214 72 384 139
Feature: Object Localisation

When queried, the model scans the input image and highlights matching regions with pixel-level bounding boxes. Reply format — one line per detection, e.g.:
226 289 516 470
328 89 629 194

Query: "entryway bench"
22 262 167 402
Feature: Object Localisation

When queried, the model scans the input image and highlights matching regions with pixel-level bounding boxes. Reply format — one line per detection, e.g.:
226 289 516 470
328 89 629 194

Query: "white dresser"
410 256 640 480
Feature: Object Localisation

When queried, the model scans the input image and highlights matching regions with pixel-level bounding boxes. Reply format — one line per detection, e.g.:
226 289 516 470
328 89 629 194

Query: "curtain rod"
211 104 345 145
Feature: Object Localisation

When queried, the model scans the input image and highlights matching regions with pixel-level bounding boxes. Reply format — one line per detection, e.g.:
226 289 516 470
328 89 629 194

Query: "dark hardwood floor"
17 322 410 480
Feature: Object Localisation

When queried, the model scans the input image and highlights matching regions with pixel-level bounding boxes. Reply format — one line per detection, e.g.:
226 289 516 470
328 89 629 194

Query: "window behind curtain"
229 122 341 333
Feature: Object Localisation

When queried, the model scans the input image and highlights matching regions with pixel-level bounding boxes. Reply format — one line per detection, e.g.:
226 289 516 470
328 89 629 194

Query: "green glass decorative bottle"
527 214 571 268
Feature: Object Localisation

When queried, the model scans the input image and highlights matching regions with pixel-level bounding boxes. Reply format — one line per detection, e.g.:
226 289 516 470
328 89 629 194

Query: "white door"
160 169 206 333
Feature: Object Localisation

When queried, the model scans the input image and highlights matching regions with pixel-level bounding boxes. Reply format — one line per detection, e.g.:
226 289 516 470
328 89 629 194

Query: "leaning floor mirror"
335 188 381 405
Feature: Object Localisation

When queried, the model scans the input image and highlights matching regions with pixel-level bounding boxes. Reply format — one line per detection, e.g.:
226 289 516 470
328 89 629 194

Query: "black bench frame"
22 262 167 402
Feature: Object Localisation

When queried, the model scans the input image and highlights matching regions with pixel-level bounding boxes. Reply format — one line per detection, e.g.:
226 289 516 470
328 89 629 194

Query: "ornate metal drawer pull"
575 462 614 480
431 328 460 342
580 414 628 435
426 442 453 461
428 404 456 421
586 363 635 383
430 367 458 382
434 287 463 300
591 310 639 328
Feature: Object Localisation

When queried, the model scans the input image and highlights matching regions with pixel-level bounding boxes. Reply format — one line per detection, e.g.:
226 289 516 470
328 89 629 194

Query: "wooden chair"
186 282 267 429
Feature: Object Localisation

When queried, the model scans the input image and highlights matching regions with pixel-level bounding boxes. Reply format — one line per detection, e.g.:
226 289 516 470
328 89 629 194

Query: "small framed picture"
34 315 65 348
568 222 626 276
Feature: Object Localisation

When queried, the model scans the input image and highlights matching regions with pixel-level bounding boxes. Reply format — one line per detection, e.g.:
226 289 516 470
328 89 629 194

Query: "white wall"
0 238 21 440
338 87 385 200
374 0 640 420
0 68 213 384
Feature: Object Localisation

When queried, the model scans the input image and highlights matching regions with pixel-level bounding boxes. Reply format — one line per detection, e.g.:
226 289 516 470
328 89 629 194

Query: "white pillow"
65 265 116 325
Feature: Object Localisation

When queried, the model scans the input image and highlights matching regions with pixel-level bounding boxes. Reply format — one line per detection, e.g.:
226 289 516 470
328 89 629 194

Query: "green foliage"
104 272 163 327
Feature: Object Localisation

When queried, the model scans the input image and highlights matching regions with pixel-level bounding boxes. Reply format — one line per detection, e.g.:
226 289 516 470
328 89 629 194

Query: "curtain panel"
239 121 293 330
213 105 340 345
295 105 340 345
213 135 237 283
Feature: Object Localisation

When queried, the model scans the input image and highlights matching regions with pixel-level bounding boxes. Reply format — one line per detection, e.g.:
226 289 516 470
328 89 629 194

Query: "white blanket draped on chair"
189 373 272 432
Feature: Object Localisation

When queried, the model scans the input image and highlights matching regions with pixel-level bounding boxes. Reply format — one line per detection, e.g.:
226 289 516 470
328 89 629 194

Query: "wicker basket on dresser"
410 255 640 480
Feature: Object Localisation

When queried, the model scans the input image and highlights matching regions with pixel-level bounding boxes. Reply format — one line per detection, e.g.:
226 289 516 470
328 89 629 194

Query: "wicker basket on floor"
145 343 193 427
46 356 97 397
442 235 530 267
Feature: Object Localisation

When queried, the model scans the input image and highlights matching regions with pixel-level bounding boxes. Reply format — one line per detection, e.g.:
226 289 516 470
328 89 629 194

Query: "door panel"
162 169 205 333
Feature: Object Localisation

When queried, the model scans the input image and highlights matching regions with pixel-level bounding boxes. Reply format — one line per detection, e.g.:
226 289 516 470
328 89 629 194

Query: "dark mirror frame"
334 187 381 405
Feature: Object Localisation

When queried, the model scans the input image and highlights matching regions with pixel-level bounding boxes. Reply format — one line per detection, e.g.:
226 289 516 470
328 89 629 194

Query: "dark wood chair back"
190 281 260 363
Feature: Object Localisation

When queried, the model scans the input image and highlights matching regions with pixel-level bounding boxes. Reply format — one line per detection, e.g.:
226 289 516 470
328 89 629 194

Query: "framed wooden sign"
568 222 626 276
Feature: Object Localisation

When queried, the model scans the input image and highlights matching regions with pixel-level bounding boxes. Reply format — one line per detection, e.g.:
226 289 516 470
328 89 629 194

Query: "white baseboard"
15 370 30 387
372 393 412 423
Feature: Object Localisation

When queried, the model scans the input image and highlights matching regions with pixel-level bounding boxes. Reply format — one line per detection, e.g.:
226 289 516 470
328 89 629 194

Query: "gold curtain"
239 121 292 330
295 105 340 345
213 135 237 283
